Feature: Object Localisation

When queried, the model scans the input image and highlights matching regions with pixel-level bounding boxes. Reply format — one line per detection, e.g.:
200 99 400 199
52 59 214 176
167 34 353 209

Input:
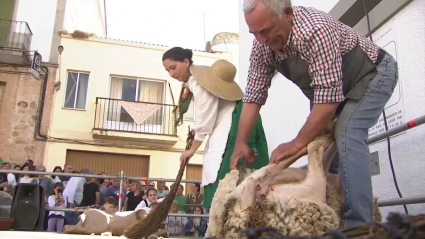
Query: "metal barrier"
294 115 425 208
299 115 425 170
0 169 203 213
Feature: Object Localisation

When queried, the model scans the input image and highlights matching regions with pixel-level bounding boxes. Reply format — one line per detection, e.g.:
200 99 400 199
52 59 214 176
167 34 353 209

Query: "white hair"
243 0 292 18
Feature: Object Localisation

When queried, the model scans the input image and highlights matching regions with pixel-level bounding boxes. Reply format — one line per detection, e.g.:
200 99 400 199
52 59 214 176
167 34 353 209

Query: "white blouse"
188 77 236 186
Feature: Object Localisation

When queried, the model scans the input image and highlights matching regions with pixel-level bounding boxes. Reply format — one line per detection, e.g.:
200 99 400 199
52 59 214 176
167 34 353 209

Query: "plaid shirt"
243 6 380 105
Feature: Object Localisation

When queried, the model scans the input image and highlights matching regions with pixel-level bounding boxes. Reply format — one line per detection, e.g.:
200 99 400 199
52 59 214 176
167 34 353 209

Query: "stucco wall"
367 0 425 217
45 36 236 179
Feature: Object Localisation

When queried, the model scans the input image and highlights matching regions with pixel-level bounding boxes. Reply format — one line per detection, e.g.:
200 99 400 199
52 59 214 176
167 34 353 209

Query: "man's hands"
269 140 302 165
230 143 256 170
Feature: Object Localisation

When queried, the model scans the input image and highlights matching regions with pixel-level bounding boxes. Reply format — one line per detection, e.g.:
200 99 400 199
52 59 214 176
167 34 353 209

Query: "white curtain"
76 73 89 109
138 80 164 125
108 77 123 121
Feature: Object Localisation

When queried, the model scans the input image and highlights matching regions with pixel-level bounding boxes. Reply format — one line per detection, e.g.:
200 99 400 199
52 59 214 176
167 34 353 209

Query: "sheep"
205 120 382 239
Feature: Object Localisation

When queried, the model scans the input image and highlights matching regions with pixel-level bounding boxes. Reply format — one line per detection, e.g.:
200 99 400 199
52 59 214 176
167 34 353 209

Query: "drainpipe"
36 66 49 140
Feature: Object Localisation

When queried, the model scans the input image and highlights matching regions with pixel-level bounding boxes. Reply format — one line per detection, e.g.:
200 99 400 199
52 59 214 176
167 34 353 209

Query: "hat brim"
190 65 244 101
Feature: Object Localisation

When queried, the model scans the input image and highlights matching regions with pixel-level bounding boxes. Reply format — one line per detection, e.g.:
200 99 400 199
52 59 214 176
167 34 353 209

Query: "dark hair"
194 183 201 193
54 182 64 189
193 205 204 214
97 173 105 184
106 196 117 207
21 163 36 177
162 47 193 65
178 184 184 190
146 187 157 195
52 166 63 179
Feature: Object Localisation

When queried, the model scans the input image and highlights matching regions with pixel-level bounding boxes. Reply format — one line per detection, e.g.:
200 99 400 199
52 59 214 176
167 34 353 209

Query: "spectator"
174 184 186 212
183 183 203 214
37 165 54 197
79 170 100 207
165 200 187 236
135 188 164 210
17 164 38 184
0 159 8 191
96 173 107 205
75 196 118 213
51 166 63 184
104 178 127 208
59 163 73 184
12 164 21 183
124 180 144 211
156 181 169 199
25 159 34 166
62 168 89 225
184 205 207 237
47 182 67 232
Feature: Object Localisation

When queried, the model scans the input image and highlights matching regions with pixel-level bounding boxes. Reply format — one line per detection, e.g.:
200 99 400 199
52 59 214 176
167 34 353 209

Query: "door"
185 164 203 195
66 150 150 178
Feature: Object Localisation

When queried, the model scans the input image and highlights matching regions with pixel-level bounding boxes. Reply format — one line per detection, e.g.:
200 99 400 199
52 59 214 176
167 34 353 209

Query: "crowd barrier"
0 169 206 215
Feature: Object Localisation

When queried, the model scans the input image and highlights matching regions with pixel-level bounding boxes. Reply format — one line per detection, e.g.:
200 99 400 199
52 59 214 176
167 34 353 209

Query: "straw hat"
190 59 244 101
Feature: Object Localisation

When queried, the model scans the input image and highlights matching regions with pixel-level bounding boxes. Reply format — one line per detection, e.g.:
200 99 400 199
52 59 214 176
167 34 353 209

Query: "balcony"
92 97 179 146
0 19 33 64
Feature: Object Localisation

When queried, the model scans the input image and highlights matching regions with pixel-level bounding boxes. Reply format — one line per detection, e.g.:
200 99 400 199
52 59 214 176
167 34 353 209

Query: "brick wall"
0 64 57 166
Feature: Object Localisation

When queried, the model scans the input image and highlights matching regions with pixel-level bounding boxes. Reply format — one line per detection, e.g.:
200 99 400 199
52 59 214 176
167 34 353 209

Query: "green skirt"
203 100 269 209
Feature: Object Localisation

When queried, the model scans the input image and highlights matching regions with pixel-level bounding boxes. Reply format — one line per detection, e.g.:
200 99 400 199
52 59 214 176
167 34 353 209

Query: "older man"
230 0 398 227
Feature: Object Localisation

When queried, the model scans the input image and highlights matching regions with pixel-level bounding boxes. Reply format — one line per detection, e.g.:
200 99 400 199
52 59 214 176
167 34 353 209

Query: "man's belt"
375 48 386 65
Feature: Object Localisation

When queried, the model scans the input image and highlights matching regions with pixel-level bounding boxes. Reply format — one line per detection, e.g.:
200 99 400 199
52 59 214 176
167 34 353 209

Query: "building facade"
44 34 238 191
238 0 424 217
0 0 107 166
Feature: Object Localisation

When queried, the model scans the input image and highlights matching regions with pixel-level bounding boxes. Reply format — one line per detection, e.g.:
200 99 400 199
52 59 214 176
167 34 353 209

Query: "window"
184 100 196 121
63 71 89 109
107 76 165 131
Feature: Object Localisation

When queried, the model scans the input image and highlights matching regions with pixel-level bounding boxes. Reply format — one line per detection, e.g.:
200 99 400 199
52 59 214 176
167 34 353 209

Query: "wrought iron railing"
0 19 32 52
94 97 178 136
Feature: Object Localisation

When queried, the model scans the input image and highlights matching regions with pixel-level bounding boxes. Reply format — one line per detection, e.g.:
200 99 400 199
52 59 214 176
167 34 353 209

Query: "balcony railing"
94 97 178 136
0 19 32 52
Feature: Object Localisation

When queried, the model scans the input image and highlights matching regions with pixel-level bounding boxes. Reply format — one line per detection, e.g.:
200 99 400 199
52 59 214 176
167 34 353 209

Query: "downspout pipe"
36 66 49 140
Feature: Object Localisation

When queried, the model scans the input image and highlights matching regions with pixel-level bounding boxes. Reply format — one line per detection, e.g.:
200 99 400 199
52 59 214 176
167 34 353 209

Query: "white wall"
238 0 340 167
15 0 57 61
63 0 106 37
368 0 425 218
238 0 425 217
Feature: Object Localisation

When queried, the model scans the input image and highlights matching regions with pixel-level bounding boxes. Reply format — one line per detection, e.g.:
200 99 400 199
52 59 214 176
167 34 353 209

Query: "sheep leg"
271 135 335 203
275 146 308 170
241 177 257 210
322 142 338 174
255 168 307 197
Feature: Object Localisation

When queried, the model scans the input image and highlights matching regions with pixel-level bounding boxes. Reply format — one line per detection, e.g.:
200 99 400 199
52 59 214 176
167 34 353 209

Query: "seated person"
74 196 117 213
135 188 165 210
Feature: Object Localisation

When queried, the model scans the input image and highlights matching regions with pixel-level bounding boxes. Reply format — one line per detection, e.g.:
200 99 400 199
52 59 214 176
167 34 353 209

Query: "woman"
162 47 269 210
184 205 207 237
17 163 38 184
51 166 63 184
182 183 203 214
134 188 164 210
124 180 144 211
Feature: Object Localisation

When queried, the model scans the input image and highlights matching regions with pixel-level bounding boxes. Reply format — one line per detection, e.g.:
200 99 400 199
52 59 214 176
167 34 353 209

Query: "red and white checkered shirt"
243 6 380 105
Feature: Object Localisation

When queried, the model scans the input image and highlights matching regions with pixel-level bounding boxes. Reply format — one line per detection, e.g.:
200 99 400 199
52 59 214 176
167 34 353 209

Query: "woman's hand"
180 149 195 166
